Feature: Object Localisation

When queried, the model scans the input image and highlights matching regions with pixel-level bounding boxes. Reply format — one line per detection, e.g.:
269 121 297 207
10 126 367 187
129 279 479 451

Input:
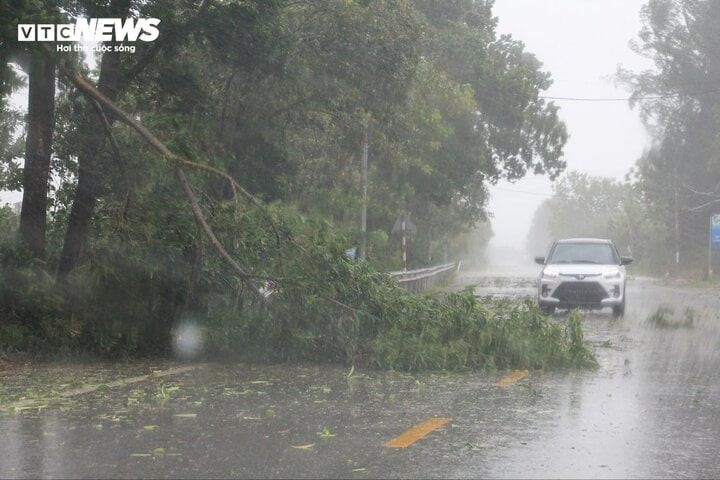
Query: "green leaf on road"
291 443 316 449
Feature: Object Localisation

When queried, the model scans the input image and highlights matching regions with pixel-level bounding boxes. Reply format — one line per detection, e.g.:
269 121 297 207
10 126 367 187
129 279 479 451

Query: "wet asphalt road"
2 265 720 479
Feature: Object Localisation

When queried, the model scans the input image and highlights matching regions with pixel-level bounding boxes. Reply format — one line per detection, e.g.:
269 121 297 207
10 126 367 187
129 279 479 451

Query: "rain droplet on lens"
171 321 206 360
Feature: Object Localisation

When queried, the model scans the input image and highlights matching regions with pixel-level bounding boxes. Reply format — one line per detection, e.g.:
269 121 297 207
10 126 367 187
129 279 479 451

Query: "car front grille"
552 281 608 305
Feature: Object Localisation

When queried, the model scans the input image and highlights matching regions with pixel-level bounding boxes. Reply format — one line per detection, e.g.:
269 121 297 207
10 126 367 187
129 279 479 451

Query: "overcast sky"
487 0 654 253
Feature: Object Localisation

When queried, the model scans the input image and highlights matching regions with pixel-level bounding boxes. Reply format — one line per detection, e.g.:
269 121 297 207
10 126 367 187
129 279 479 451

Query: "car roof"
555 238 613 244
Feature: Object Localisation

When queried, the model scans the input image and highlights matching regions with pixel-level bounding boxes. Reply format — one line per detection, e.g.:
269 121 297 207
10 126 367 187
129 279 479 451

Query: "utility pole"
709 215 713 280
401 213 407 271
674 167 680 267
427 228 432 264
360 124 368 261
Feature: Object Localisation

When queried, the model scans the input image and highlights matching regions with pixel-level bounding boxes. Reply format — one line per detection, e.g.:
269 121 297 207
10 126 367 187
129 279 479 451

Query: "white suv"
535 238 633 316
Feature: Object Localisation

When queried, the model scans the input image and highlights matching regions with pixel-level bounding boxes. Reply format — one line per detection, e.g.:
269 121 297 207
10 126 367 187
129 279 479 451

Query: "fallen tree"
0 48 597 372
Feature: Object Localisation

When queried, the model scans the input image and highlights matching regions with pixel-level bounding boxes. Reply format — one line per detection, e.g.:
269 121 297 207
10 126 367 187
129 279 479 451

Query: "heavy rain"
2 0 720 478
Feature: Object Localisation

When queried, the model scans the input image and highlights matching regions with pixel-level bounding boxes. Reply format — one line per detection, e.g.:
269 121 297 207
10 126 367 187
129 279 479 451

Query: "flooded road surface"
2 268 720 478
452 265 720 478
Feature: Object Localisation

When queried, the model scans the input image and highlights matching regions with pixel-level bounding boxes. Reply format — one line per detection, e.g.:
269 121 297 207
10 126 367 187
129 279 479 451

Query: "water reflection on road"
1 267 720 478
454 265 720 478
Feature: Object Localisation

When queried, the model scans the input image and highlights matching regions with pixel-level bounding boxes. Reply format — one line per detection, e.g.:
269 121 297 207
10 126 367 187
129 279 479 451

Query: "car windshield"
548 243 618 265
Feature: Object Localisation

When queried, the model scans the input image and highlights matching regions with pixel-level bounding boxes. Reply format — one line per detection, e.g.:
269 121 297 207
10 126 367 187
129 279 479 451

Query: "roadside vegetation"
646 305 696 330
0 201 597 370
0 1 600 370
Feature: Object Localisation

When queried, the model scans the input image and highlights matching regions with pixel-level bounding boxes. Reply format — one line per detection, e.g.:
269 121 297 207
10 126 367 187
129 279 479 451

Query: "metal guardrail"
389 262 460 293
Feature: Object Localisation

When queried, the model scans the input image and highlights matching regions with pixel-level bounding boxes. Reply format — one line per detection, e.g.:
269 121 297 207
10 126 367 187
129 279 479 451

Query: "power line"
540 89 720 102
540 95 651 102
488 185 554 197
489 185 583 200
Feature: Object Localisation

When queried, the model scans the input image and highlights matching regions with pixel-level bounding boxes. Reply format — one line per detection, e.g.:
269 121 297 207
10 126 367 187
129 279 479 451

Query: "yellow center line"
495 369 529 387
384 417 452 448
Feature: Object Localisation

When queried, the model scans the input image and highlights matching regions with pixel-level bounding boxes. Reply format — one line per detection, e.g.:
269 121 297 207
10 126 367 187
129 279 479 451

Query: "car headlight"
542 267 559 279
603 268 622 279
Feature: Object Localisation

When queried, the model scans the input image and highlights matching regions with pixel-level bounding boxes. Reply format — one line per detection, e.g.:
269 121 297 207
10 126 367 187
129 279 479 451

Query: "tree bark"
53 57 269 303
56 0 212 281
19 51 55 259
56 37 124 281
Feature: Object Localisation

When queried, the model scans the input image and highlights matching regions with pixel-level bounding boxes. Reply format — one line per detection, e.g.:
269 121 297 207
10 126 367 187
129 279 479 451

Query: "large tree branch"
49 46 269 304
180 158 285 251
181 159 259 206
174 166 267 303
685 198 720 212
88 97 131 224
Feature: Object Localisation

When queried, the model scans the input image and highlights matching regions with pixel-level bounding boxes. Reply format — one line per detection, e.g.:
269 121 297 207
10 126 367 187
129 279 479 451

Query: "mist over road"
449 267 720 478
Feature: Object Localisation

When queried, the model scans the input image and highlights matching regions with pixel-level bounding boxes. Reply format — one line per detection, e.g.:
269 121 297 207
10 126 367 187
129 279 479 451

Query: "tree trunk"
19 51 55 259
55 0 208 281
56 48 123 281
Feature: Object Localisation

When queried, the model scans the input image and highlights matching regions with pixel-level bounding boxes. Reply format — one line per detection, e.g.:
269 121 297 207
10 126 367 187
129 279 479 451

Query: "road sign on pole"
709 214 720 278
712 214 720 250
392 212 416 272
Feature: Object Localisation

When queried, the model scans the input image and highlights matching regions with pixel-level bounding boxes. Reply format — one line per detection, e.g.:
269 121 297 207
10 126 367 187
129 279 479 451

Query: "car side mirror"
534 256 546 265
620 256 634 265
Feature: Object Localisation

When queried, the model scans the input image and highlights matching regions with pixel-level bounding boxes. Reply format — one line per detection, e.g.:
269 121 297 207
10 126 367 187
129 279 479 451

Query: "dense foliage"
618 0 720 276
525 171 667 273
527 0 720 277
0 0 593 369
0 202 595 370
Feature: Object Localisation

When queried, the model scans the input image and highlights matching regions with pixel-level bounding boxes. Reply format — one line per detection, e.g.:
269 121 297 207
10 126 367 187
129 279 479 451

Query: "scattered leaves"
291 443 316 450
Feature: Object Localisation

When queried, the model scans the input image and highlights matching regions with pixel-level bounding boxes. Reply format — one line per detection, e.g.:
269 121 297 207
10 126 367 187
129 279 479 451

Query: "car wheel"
540 304 555 315
612 300 625 317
